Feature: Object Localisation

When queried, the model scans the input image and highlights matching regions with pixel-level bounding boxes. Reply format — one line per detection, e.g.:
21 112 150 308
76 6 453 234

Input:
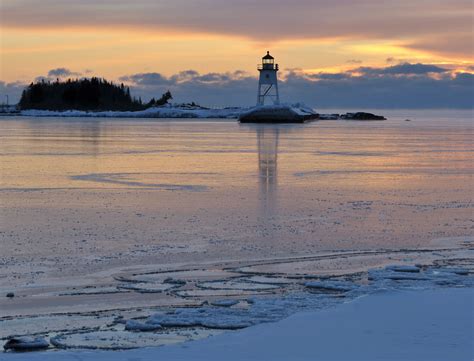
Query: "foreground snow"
5 288 472 361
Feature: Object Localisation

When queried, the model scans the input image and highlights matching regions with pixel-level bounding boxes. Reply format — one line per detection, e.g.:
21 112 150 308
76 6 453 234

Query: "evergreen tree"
19 78 174 111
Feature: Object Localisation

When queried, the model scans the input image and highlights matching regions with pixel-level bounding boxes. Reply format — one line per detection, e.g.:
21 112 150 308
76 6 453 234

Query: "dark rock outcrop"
239 105 318 123
341 112 386 120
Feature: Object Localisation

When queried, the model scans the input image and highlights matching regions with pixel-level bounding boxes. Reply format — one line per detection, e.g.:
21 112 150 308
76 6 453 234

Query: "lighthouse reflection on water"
256 126 280 218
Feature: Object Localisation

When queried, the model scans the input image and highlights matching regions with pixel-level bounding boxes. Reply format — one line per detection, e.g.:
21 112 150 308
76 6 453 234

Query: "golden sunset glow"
2 1 473 83
0 0 472 107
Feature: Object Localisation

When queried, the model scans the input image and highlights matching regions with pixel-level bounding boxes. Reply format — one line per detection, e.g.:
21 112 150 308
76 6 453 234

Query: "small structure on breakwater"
239 52 318 123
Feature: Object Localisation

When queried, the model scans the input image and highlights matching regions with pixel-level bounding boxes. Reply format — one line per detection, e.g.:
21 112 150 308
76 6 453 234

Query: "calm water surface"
0 111 472 283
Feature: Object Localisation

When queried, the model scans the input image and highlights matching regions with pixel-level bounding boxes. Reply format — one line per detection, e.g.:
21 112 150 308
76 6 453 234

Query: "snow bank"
20 104 244 119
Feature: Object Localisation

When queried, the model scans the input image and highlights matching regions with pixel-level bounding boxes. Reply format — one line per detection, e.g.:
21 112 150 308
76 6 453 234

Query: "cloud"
119 72 172 86
3 63 473 108
282 70 473 109
47 68 81 78
120 70 256 107
0 81 26 104
356 63 449 76
120 63 473 109
2 1 472 57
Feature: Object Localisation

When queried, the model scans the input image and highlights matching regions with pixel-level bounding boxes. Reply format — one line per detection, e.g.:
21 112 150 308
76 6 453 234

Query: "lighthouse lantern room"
257 51 280 106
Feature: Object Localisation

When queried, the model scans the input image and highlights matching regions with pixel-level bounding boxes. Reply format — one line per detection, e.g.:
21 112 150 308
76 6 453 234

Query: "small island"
19 78 172 111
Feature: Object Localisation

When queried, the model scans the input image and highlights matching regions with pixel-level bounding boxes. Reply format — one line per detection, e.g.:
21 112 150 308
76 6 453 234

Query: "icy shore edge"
2 104 384 121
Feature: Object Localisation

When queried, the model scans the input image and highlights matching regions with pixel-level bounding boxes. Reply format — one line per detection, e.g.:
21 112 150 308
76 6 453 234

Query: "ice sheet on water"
175 289 271 298
198 280 281 291
50 329 219 350
385 265 421 273
146 308 258 330
246 276 295 285
210 299 240 307
304 281 356 293
117 282 176 293
368 264 473 289
125 320 162 332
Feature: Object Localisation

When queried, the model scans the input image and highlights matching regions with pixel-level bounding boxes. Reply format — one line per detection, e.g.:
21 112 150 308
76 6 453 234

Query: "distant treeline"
19 78 172 111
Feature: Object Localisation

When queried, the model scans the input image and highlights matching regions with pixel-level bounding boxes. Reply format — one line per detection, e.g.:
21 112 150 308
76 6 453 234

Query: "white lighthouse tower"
257 51 280 106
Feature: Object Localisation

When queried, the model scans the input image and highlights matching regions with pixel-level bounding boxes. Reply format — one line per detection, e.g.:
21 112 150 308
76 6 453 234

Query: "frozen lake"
0 110 473 351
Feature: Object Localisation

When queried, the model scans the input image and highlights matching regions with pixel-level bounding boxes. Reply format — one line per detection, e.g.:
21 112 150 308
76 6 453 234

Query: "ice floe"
210 299 240 307
145 307 257 330
175 289 267 298
3 337 49 352
385 265 421 273
118 282 176 293
304 281 356 293
50 329 219 350
124 320 163 332
246 276 295 285
198 280 281 291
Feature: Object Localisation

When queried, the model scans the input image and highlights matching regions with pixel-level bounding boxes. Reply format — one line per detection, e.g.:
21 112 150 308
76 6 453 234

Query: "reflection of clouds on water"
24 119 102 157
294 168 472 177
314 151 389 157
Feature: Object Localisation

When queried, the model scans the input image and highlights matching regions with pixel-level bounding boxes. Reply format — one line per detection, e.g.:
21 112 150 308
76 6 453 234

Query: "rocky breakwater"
239 105 319 123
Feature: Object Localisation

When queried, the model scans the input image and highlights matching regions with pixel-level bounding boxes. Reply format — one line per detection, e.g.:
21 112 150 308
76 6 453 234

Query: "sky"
0 0 473 108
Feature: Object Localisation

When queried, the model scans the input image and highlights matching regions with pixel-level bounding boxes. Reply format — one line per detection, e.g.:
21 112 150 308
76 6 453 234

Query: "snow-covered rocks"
239 105 318 123
3 337 49 352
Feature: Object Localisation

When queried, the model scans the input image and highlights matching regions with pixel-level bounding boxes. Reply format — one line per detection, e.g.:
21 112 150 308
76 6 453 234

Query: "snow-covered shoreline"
3 103 385 121
18 104 245 119
5 287 472 360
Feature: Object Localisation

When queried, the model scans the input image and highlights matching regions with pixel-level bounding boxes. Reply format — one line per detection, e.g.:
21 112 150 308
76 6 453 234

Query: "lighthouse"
257 51 280 106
